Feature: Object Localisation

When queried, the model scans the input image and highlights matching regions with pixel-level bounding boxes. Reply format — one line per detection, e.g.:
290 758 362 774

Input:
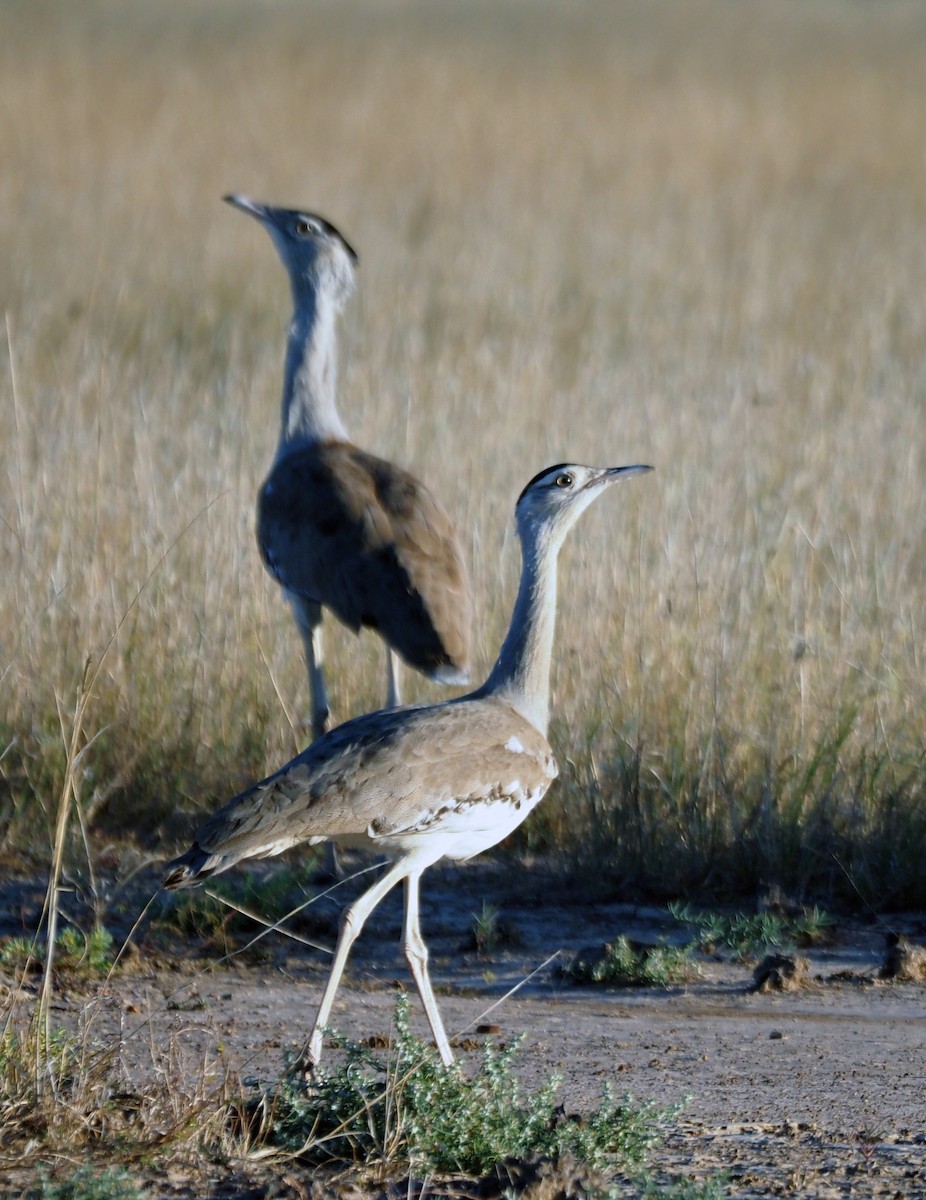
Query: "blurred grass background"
2 0 926 907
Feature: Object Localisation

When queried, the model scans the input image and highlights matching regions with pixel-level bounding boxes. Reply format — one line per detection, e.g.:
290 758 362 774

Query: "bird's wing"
359 450 472 675
257 442 472 677
256 442 364 605
164 699 555 885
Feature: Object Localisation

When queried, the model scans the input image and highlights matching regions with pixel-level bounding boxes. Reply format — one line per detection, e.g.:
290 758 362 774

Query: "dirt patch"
3 862 926 1197
750 952 811 993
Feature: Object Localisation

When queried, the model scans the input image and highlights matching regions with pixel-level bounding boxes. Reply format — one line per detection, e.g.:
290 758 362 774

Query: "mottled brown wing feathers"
257 441 471 677
190 700 555 863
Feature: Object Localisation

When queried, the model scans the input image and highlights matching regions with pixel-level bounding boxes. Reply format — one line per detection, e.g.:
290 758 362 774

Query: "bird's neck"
277 288 349 457
480 523 561 735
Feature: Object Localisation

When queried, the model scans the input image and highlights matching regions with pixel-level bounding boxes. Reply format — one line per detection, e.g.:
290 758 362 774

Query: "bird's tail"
429 663 471 687
162 844 221 890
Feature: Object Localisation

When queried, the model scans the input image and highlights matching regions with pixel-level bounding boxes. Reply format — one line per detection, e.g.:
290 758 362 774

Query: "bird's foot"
285 1044 322 1088
285 1027 325 1086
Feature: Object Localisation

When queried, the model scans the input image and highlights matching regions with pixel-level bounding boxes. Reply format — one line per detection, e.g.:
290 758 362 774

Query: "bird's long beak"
223 193 272 223
600 464 654 484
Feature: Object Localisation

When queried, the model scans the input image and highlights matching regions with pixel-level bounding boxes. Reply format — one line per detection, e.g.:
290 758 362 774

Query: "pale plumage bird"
225 194 472 739
163 461 652 1069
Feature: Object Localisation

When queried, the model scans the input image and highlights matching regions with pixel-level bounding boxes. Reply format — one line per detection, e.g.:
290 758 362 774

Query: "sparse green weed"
0 1024 76 1087
788 905 836 946
633 1176 729 1199
157 860 324 948
668 903 834 962
0 926 115 976
562 937 694 988
252 993 670 1175
161 885 234 943
467 900 520 956
30 1165 147 1200
471 901 502 955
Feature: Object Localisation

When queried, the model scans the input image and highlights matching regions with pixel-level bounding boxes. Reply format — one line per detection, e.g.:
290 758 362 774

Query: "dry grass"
0 1001 241 1176
2 0 926 903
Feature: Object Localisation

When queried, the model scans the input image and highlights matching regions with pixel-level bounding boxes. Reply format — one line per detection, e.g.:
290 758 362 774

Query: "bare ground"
3 861 925 1198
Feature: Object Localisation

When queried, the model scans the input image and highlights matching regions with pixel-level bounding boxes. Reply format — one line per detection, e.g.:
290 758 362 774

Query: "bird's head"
515 462 653 547
224 194 358 307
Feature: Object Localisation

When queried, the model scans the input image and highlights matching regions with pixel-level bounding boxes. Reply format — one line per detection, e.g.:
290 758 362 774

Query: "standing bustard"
164 462 652 1069
225 194 472 738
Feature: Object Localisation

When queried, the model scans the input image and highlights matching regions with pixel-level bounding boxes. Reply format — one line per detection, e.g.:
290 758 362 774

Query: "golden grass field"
2 0 926 904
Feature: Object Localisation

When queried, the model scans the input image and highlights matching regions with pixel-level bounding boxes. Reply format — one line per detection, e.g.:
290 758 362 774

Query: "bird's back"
163 696 556 887
258 440 472 680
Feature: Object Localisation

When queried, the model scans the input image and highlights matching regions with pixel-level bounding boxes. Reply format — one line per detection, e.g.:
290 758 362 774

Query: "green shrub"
563 937 694 987
0 926 115 975
31 1164 146 1200
253 993 670 1176
669 902 833 962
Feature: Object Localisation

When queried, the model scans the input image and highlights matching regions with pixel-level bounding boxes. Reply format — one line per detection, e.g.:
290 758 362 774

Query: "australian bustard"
225 194 472 739
163 462 652 1069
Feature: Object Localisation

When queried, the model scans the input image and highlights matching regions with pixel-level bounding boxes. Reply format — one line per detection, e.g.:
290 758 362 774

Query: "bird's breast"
366 778 550 862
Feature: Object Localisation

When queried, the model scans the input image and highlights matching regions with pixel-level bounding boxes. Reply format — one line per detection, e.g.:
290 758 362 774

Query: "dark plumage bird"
225 195 472 739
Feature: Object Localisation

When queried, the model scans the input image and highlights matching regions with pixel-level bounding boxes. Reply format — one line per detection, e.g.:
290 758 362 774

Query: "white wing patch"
505 735 525 753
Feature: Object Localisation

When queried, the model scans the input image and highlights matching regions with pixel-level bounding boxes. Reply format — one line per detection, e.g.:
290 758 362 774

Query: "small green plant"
0 926 115 975
0 1024 76 1085
668 903 834 962
463 902 520 957
158 860 324 946
250 993 669 1175
563 937 693 988
471 900 502 955
31 1165 147 1200
240 860 324 912
161 884 235 942
788 905 836 946
635 1175 729 1199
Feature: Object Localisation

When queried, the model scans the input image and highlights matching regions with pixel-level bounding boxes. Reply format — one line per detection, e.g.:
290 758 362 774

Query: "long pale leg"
385 649 403 709
301 855 431 1070
289 596 340 877
289 596 329 740
403 870 453 1066
306 622 330 739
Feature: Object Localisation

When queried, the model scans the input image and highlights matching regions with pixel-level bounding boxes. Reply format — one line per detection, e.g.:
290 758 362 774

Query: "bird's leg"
290 597 330 739
385 649 403 709
298 857 414 1073
403 871 454 1067
306 622 331 740
289 597 341 878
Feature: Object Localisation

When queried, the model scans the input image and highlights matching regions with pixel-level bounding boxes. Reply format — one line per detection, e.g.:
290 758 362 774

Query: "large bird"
226 195 472 738
164 461 651 1069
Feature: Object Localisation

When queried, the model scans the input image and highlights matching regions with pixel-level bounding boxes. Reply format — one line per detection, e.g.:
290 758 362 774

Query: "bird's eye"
294 218 316 237
555 473 574 489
